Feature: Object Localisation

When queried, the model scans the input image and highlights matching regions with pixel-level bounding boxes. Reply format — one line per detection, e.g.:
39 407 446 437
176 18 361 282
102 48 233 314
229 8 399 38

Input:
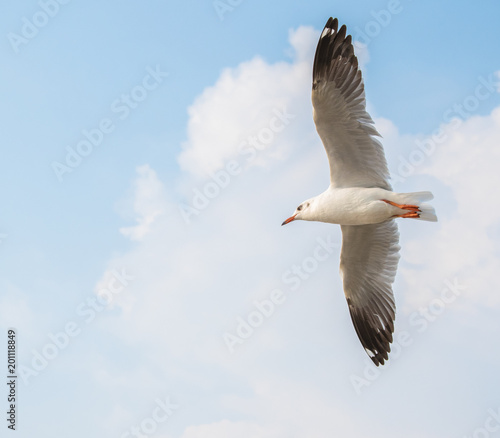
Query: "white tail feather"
397 191 434 203
414 203 437 222
396 191 437 222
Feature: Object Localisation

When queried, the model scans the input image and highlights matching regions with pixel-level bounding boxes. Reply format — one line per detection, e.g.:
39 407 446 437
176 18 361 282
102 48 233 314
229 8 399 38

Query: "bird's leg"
382 199 421 219
398 211 420 219
382 199 420 211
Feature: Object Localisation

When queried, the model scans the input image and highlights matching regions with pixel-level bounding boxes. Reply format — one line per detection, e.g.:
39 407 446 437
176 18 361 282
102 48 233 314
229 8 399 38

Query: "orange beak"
281 215 297 226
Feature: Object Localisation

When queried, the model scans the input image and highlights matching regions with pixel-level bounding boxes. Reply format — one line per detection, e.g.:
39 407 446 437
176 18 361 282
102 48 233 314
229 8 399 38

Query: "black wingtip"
313 17 359 88
346 298 394 367
325 17 338 30
319 17 338 38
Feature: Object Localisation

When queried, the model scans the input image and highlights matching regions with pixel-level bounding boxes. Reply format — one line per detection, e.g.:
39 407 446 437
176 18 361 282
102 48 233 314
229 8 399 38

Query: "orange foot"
399 211 420 219
382 199 421 219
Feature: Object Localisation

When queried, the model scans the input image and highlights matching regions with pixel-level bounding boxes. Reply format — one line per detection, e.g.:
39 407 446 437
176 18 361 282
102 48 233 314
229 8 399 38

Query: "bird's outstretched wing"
340 220 400 365
312 17 391 190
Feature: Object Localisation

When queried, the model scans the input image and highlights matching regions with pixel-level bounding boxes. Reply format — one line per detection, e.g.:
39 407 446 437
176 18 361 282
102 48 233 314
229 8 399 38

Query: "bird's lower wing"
340 220 400 365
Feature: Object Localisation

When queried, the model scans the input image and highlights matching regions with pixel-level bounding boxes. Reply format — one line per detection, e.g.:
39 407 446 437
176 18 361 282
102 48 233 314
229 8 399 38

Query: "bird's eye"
297 205 302 211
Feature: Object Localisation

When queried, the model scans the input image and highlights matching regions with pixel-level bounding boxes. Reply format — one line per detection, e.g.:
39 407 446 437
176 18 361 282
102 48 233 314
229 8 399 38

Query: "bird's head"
281 199 314 226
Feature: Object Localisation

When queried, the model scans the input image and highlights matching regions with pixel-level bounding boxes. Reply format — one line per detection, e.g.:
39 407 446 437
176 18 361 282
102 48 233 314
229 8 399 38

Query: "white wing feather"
340 220 400 365
312 18 391 190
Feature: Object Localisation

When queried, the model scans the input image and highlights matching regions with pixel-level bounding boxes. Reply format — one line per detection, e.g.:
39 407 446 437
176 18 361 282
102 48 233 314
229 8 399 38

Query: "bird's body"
297 187 435 226
282 17 436 366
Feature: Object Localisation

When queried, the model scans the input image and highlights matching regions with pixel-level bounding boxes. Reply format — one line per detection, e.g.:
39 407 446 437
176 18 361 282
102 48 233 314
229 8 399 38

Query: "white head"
281 198 316 225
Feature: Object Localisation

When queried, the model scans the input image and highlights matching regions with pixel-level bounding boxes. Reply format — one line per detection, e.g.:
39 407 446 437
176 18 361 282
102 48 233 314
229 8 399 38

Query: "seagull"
281 17 437 366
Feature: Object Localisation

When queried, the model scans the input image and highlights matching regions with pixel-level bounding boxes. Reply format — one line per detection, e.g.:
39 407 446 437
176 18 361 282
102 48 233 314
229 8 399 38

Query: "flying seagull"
282 17 437 366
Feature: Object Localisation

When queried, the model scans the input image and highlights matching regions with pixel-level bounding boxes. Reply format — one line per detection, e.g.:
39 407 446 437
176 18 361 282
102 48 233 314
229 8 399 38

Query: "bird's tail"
396 191 437 222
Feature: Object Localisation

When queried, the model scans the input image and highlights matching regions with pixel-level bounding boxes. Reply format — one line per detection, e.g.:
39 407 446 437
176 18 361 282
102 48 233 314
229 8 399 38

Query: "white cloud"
119 164 168 241
177 26 317 181
396 105 500 311
425 106 500 226
92 25 500 438
353 41 370 71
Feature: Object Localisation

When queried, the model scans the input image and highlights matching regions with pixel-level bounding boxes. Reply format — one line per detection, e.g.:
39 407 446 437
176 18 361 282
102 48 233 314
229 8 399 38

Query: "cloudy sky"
2 0 500 436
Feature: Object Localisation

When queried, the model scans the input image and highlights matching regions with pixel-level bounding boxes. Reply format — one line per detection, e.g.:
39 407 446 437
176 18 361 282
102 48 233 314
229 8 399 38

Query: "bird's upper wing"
312 17 391 190
340 220 400 365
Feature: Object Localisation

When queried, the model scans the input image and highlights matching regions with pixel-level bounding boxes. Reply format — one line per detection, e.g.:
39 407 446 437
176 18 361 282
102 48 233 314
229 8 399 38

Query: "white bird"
282 17 437 366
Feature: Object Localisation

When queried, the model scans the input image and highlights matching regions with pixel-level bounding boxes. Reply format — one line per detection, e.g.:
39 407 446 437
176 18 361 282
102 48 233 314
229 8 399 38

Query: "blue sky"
1 0 500 436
